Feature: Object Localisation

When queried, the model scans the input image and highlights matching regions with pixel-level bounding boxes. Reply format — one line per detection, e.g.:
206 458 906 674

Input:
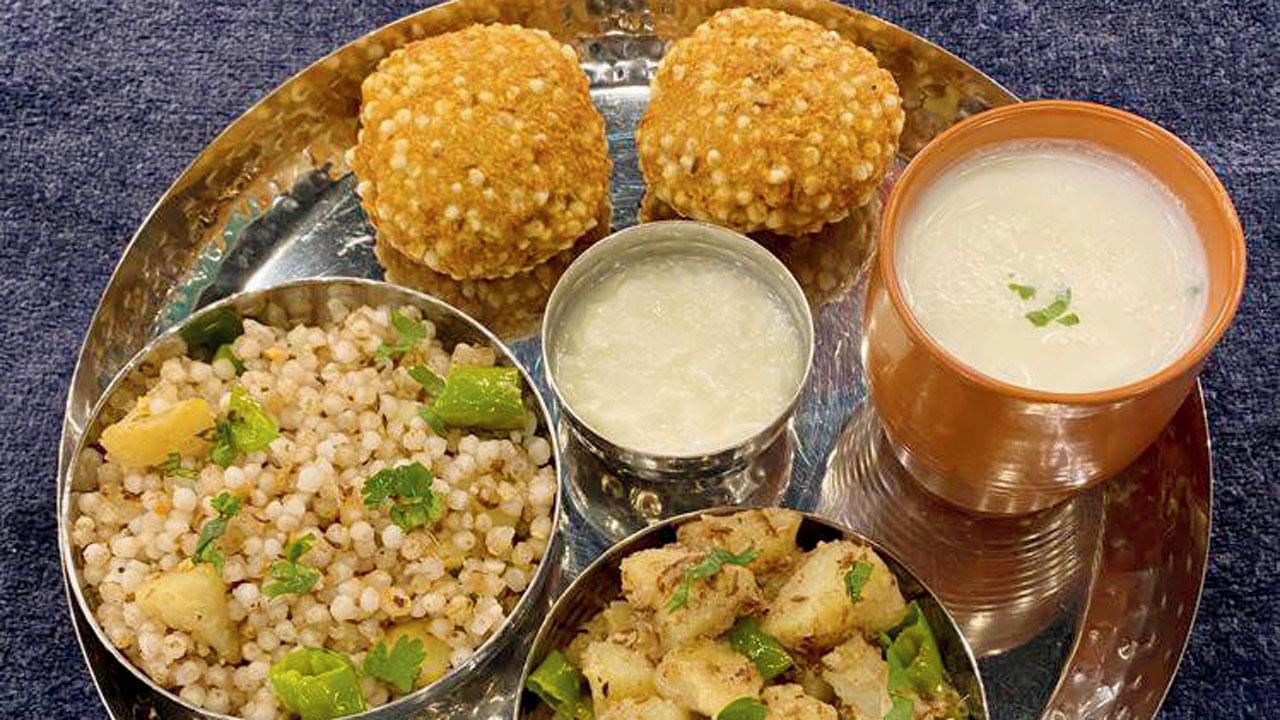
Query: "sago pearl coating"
353 24 612 280
637 8 905 236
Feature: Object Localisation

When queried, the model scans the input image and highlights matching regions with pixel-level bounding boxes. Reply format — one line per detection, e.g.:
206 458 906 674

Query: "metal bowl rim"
512 505 989 719
57 276 566 720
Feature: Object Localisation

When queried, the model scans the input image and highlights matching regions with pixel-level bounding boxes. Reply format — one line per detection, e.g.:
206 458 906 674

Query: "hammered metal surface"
57 1 1211 719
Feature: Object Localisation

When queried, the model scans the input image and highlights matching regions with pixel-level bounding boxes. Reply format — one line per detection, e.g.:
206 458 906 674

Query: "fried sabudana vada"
637 8 904 236
353 24 611 280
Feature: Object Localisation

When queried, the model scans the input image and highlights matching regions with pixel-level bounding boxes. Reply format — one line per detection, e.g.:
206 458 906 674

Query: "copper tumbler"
863 100 1246 514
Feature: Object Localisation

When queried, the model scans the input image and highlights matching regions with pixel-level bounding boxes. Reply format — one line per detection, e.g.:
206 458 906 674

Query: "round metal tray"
57 1 1211 718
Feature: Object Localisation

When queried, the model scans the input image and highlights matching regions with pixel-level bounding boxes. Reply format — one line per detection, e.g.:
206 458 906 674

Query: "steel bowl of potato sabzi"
516 508 985 720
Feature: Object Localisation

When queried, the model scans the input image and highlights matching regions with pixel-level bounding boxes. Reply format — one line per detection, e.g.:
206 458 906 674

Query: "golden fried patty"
353 24 611 279
637 8 904 236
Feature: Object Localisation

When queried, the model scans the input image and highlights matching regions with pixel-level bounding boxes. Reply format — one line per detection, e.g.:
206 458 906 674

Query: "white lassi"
552 252 806 455
896 140 1207 393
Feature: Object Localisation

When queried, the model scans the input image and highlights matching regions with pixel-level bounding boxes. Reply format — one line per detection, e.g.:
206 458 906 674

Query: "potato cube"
676 509 802 573
761 541 906 652
583 641 656 711
821 634 892 719
135 562 240 661
655 638 761 716
100 397 215 468
762 684 838 720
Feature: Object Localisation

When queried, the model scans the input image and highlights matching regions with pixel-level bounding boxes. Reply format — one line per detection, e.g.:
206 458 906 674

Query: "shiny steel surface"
542 221 815 484
56 1 1212 718
516 507 989 719
59 279 567 720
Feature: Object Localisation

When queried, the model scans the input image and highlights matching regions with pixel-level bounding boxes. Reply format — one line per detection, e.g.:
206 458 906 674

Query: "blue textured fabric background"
1 1 1274 717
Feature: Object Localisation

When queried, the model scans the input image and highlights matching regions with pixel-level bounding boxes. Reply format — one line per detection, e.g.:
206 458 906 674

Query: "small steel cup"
541 222 814 533
59 278 565 720
542 221 814 477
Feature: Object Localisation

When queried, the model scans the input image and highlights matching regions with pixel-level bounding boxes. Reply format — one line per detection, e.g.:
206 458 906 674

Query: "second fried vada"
637 8 904 236
353 24 612 280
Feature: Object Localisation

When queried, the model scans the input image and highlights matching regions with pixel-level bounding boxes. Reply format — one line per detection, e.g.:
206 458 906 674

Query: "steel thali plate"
57 0 1211 718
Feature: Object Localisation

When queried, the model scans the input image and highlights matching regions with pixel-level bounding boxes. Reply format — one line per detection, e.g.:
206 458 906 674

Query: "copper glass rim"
878 99 1247 406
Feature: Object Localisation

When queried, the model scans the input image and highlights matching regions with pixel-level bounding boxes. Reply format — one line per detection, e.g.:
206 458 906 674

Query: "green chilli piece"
526 650 593 720
209 385 280 467
715 697 767 720
408 364 446 395
879 602 972 717
228 384 278 452
725 617 793 680
884 602 948 696
268 647 366 720
844 560 874 603
419 364 530 432
884 693 915 720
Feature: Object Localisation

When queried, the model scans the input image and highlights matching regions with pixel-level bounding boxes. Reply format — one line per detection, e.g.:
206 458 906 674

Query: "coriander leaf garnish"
193 491 242 573
213 344 246 375
666 547 759 611
408 365 446 395
375 310 428 363
1055 312 1080 327
1006 282 1036 300
1025 288 1073 327
361 462 444 532
208 421 238 468
844 560 874 603
208 385 279 467
362 636 427 694
157 452 199 480
264 533 321 598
